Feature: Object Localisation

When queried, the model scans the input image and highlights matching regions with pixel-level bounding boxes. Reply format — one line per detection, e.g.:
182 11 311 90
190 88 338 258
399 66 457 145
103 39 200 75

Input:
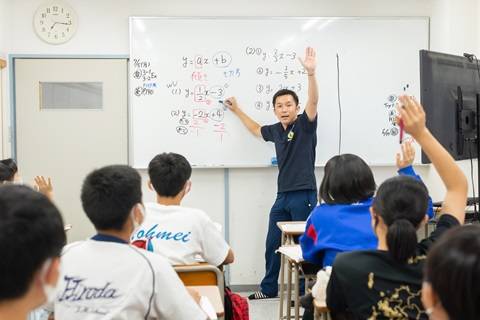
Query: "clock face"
33 2 77 44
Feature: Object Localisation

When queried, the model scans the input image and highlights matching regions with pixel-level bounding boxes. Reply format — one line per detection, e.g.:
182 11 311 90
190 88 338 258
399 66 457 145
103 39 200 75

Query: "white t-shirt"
131 203 230 266
54 237 206 320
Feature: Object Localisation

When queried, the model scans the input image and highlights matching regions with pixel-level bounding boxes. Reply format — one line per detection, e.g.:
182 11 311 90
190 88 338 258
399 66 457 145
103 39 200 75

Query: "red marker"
399 120 404 144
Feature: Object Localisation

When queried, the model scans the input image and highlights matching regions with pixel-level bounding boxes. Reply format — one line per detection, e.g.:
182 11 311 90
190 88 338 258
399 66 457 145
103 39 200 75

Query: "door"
15 58 128 241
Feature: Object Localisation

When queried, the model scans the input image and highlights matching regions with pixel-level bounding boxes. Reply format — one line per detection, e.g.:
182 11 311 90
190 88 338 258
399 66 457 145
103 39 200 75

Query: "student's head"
371 176 429 263
272 89 300 126
422 225 480 320
0 185 65 309
0 158 19 182
319 154 375 204
81 165 143 233
148 153 192 198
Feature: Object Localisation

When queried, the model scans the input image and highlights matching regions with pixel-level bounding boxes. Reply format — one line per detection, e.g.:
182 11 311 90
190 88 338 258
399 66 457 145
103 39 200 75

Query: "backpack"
224 287 249 320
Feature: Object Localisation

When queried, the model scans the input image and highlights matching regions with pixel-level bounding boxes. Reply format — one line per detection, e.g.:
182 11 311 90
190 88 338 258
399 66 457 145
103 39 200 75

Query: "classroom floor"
241 292 305 320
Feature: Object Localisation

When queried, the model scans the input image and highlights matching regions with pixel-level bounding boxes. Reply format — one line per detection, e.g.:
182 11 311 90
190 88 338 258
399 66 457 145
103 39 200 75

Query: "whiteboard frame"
128 16 431 168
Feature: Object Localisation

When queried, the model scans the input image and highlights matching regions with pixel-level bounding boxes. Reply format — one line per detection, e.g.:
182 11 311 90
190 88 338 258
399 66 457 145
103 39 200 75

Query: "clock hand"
50 22 58 30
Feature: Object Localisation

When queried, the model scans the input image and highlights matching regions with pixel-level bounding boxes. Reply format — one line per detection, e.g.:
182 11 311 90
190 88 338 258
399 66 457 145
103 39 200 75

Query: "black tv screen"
420 50 480 163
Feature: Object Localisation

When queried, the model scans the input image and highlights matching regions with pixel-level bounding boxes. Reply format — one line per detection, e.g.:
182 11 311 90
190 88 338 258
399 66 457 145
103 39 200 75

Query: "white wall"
2 0 480 285
430 0 479 55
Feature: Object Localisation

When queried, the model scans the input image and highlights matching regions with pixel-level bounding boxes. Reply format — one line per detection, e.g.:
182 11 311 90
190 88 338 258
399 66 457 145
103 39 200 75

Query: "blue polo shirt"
261 111 317 192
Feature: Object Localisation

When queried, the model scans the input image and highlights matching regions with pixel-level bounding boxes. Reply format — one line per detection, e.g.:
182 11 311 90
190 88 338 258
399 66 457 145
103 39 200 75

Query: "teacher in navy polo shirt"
225 47 319 300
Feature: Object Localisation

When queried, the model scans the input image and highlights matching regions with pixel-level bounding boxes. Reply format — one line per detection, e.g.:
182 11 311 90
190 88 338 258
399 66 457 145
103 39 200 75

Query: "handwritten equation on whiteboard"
246 47 306 111
381 84 413 139
132 46 310 142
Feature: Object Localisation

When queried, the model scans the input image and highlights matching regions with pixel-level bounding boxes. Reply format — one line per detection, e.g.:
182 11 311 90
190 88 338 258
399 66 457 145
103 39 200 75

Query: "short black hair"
0 158 18 182
425 225 480 320
319 154 375 204
272 89 299 107
148 153 192 197
372 176 428 263
0 185 65 301
81 165 142 231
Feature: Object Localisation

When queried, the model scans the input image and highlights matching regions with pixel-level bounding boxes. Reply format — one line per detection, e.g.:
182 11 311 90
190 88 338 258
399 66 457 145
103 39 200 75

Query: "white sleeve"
200 213 230 267
152 258 207 320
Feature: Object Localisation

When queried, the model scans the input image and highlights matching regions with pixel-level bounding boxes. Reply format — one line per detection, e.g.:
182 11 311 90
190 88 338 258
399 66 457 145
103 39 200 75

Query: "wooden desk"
277 244 307 320
277 221 306 241
277 221 306 320
188 285 224 318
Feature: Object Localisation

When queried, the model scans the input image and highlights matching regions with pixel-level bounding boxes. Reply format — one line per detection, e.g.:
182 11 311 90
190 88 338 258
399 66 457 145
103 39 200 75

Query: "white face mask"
131 204 145 231
42 283 57 304
40 259 58 304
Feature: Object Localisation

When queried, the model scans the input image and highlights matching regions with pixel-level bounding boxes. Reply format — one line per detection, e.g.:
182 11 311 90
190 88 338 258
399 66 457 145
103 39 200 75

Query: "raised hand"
396 140 415 170
298 47 317 75
396 95 427 139
34 176 54 200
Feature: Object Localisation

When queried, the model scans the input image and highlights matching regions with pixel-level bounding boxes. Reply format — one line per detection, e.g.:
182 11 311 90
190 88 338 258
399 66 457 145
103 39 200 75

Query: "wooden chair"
174 264 225 319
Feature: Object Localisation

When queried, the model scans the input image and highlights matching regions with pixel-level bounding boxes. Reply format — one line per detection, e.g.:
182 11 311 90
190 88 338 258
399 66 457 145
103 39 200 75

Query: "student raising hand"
396 140 415 170
325 95 466 320
397 94 467 221
34 176 53 201
396 95 427 139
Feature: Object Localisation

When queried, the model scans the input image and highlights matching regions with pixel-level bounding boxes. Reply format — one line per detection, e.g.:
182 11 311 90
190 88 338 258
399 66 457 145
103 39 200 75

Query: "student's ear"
421 282 438 314
147 180 154 191
36 257 60 289
184 180 192 195
369 207 380 234
45 258 61 286
369 206 375 224
133 203 146 225
417 214 429 229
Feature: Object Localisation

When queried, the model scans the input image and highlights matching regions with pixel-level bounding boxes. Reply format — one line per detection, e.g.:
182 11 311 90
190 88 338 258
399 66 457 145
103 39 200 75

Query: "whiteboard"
129 17 429 168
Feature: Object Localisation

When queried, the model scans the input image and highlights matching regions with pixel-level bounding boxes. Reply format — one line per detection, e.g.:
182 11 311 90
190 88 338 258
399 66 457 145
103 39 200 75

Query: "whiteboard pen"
218 100 231 110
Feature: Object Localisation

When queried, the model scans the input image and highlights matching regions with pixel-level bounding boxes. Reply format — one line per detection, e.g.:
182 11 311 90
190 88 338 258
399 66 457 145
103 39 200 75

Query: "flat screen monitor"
420 50 480 163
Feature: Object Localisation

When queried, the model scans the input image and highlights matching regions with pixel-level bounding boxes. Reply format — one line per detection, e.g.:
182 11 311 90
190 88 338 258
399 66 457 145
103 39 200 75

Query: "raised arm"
225 97 262 137
298 47 318 121
395 140 434 218
397 95 467 223
395 140 415 170
34 176 54 201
